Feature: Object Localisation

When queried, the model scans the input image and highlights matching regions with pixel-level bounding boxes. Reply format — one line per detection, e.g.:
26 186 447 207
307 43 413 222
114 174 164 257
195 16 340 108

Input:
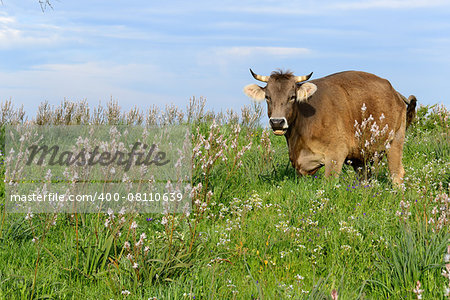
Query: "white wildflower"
119 207 126 215
183 202 191 217
130 221 138 230
361 103 367 112
295 274 304 281
25 211 33 220
123 241 130 249
444 253 450 263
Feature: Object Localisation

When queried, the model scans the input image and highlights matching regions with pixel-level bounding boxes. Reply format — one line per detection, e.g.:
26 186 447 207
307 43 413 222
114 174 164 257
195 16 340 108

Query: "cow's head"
244 69 317 135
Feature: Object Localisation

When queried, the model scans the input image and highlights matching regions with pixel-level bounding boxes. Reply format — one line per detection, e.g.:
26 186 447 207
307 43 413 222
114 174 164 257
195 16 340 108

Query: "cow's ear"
296 82 317 102
243 84 265 101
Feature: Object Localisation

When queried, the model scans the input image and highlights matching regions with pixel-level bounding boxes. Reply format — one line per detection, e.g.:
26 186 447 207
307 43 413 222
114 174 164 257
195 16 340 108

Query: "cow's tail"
405 95 417 129
398 92 417 129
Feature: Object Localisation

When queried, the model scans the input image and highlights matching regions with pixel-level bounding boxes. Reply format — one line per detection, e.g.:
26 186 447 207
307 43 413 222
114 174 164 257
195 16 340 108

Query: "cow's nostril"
269 118 286 129
269 119 278 127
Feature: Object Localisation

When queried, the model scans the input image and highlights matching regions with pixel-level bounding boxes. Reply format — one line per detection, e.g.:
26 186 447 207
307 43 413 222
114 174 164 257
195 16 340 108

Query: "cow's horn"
294 72 313 83
250 69 269 82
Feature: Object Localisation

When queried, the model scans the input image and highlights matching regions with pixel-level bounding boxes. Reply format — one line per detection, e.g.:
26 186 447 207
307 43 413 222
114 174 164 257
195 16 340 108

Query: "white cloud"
0 62 181 114
217 46 312 57
333 0 449 10
215 0 450 15
0 15 15 24
196 46 313 72
0 12 64 49
211 21 266 30
218 6 317 15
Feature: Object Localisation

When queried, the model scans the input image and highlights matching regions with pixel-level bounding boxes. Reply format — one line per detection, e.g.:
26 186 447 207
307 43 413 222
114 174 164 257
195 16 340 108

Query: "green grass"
0 102 449 299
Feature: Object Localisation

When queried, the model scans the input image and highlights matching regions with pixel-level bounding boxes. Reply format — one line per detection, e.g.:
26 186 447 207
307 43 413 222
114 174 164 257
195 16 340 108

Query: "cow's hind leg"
387 133 406 186
350 158 368 181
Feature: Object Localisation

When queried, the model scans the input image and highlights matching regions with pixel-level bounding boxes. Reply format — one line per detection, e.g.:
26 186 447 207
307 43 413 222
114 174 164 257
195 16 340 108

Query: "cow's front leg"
324 153 346 178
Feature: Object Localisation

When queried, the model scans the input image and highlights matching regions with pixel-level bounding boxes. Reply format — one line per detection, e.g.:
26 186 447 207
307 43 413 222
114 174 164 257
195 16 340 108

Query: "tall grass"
0 98 448 299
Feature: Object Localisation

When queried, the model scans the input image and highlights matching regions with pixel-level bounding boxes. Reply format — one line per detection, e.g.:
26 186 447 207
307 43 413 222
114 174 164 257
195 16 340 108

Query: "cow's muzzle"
269 117 288 135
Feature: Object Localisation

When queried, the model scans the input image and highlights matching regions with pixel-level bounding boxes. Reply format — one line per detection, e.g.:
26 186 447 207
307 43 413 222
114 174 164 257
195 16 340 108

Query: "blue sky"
1 0 449 116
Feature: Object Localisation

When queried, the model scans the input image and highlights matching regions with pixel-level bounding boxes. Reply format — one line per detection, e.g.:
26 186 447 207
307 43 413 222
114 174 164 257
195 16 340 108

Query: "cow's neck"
285 103 304 161
284 103 324 174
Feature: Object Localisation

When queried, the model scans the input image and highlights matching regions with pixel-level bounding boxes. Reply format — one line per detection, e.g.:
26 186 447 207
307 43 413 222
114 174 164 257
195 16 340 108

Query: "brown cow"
243 69 416 185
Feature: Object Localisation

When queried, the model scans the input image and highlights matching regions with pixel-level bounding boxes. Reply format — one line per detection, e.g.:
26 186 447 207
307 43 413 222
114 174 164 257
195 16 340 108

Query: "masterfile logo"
5 125 191 213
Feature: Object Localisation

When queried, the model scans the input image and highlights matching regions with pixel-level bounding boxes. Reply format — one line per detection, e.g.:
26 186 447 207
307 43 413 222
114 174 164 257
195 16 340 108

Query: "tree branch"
39 0 53 12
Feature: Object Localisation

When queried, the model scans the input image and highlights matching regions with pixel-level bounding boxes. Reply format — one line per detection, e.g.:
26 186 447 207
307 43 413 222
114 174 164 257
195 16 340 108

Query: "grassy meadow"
0 98 449 299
